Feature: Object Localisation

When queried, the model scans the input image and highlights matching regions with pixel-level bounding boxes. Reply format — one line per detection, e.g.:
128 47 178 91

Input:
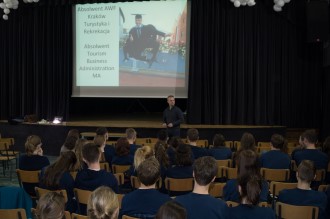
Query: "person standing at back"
162 95 184 138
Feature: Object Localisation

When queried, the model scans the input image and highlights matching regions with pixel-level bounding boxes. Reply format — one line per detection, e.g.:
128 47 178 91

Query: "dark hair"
302 129 318 144
240 132 256 151
238 175 262 206
42 151 77 189
137 157 160 186
135 14 142 19
158 129 168 142
167 95 174 99
271 134 287 153
63 135 78 151
187 129 199 142
125 128 137 140
115 137 130 156
96 127 108 136
82 143 100 163
213 134 226 147
322 136 330 157
237 150 260 178
297 160 316 183
193 156 218 186
175 144 193 166
155 201 187 219
67 129 80 139
154 141 170 168
169 136 183 149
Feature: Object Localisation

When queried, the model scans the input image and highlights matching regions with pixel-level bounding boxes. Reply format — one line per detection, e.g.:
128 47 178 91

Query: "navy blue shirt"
224 179 269 202
166 146 176 165
163 106 184 129
120 189 171 219
130 144 141 156
278 188 328 219
260 150 291 169
166 166 193 179
228 204 276 219
175 192 228 219
209 147 232 160
111 154 134 165
294 149 329 170
104 144 116 164
190 145 209 159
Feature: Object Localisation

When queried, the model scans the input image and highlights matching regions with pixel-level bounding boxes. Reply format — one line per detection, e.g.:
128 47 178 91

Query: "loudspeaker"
306 0 329 42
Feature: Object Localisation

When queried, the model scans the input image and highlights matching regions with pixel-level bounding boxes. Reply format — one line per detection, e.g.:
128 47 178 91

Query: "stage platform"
0 113 286 156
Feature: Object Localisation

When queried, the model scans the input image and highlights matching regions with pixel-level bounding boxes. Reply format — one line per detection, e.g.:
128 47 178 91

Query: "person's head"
238 175 262 206
302 129 318 146
82 143 101 164
155 201 187 219
134 145 154 169
137 157 160 186
240 132 256 151
158 129 169 142
115 137 130 156
154 141 170 168
63 135 78 151
126 128 137 141
74 139 88 170
94 135 107 151
96 127 109 139
34 192 65 219
169 136 183 149
167 95 175 107
67 129 80 139
175 144 193 166
213 134 226 147
297 160 316 184
237 150 260 178
87 186 119 219
270 134 287 152
187 128 199 143
25 135 42 156
193 156 217 186
135 14 142 26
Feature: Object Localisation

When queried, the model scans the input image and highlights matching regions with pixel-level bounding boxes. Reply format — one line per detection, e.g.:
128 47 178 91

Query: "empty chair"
260 168 290 182
276 202 319 219
165 178 194 196
74 188 92 215
216 159 232 168
16 169 41 198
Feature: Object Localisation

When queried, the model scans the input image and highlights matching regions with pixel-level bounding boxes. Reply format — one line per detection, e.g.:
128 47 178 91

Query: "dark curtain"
187 0 324 127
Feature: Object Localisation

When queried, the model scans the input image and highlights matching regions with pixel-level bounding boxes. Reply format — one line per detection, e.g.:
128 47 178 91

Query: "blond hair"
34 192 65 219
87 186 119 219
25 135 41 155
134 145 154 170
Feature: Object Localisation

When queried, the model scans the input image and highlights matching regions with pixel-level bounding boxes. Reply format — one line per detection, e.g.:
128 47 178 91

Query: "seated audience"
166 144 193 179
260 134 291 169
111 137 134 165
60 129 80 153
293 130 328 170
209 133 232 160
96 127 116 165
155 141 170 174
126 128 141 155
130 145 154 177
228 175 275 219
224 150 268 202
87 186 119 219
167 136 183 165
19 135 50 196
120 157 172 218
93 134 107 162
186 128 208 159
74 138 88 170
39 151 77 212
155 201 187 219
75 143 118 215
33 192 65 219
175 156 227 219
278 160 328 219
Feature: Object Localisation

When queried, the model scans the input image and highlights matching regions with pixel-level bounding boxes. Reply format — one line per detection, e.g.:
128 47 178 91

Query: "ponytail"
238 175 262 206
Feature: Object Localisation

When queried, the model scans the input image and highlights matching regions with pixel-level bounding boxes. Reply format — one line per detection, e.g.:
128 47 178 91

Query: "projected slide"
75 0 188 89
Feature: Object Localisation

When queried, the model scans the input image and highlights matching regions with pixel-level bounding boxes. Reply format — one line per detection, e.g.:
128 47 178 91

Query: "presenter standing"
162 95 184 138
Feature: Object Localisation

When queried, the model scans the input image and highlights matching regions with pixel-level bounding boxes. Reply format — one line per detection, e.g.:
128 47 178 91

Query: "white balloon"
27 0 33 3
3 0 9 4
274 0 279 3
241 2 247 6
6 2 13 8
33 0 39 2
231 0 235 2
4 8 10 14
277 0 285 7
248 0 256 6
0 3 5 9
23 0 28 3
283 0 290 2
273 5 282 12
3 14 8 20
234 0 241 7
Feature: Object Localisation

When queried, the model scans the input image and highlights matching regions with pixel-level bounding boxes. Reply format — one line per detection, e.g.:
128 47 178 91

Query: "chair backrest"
260 168 290 182
257 142 270 147
32 208 71 219
216 159 232 168
196 139 208 148
114 173 125 185
71 213 89 219
100 162 110 172
70 171 78 180
35 187 68 203
135 138 149 145
276 202 319 219
291 160 298 171
257 146 271 154
74 188 92 211
149 138 158 144
209 182 225 198
165 178 194 194
315 169 326 182
225 167 238 180
118 194 125 209
226 201 239 207
112 165 131 174
224 141 233 149
131 175 141 189
16 169 40 187
0 209 27 219
233 141 241 151
269 182 297 197
122 215 140 219
318 184 328 192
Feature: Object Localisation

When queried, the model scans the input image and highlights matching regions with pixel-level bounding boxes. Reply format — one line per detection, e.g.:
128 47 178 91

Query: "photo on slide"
118 1 188 87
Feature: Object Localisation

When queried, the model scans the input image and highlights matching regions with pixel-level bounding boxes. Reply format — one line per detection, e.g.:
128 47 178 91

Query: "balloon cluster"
273 0 291 12
230 0 256 7
0 0 39 20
